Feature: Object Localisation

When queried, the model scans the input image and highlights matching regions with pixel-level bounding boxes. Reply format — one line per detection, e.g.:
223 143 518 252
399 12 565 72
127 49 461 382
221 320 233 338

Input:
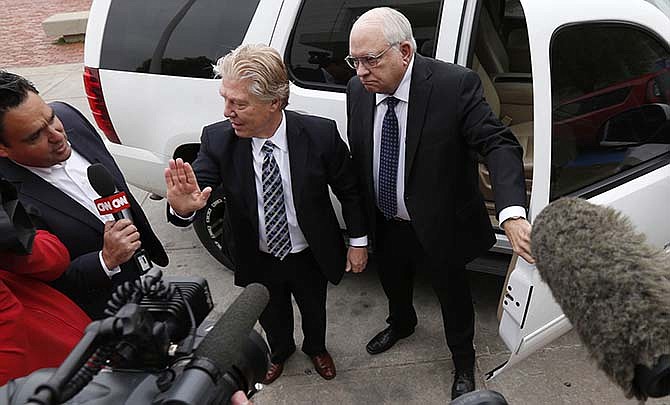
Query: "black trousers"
375 216 476 371
257 249 328 364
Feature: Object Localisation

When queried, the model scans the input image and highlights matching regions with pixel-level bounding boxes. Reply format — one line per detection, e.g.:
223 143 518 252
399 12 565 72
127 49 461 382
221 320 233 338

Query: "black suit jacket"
170 111 366 286
346 54 526 265
0 102 168 319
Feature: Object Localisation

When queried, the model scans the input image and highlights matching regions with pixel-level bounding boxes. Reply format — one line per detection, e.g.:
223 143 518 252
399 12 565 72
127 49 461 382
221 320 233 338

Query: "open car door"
489 0 670 379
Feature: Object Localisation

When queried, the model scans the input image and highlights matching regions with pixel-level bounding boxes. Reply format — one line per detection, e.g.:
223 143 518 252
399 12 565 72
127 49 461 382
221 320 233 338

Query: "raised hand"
164 158 212 216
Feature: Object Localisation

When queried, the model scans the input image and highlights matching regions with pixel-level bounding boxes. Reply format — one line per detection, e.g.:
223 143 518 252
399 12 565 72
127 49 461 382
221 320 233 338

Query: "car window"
475 0 531 74
286 0 443 91
550 23 670 200
100 0 261 78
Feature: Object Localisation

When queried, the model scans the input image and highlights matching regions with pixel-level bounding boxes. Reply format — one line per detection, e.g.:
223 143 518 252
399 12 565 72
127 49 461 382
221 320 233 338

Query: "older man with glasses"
345 7 533 399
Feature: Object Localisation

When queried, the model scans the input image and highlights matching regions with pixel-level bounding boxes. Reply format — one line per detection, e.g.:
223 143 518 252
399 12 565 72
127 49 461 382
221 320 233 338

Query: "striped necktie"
262 140 292 260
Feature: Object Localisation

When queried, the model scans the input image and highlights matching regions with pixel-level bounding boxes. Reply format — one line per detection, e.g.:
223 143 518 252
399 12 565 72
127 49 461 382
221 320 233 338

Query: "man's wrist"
99 251 121 278
349 235 368 247
498 206 526 225
170 205 196 221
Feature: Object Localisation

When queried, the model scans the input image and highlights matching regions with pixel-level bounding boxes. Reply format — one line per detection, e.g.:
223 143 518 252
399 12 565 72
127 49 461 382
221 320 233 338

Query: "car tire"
192 187 236 270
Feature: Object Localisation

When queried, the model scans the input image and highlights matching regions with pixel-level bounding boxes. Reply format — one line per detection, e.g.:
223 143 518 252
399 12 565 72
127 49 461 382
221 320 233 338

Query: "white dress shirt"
19 147 121 277
251 112 308 254
374 56 414 220
252 112 367 253
374 55 525 224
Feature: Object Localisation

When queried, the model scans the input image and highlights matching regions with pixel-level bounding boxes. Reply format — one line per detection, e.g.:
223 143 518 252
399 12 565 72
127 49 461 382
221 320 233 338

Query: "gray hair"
214 44 289 108
354 7 417 52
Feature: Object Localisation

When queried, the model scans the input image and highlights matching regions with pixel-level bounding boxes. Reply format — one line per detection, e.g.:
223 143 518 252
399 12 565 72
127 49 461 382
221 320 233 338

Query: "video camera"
0 269 270 405
0 178 271 404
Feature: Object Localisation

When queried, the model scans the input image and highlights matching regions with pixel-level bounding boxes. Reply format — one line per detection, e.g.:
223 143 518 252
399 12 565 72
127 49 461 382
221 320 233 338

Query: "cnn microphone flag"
95 191 130 215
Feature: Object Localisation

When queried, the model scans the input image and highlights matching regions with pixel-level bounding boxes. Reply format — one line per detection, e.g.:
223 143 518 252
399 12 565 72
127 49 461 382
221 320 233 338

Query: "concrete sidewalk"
6 63 662 405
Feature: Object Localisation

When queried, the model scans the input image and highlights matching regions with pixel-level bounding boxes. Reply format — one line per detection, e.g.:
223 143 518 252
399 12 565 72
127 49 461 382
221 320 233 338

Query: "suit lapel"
357 89 376 199
405 55 433 184
231 136 258 233
286 112 308 210
67 127 120 189
0 159 103 232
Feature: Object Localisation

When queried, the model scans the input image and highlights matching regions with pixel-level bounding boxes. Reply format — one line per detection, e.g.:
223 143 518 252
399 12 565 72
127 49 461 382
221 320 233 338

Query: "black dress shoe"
451 369 475 399
366 326 414 355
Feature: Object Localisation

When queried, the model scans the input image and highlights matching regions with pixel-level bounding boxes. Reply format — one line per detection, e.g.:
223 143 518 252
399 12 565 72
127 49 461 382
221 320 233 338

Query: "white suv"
84 0 670 374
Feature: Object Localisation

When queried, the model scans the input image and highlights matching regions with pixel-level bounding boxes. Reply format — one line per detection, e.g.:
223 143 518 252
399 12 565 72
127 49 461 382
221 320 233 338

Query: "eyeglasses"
344 43 398 70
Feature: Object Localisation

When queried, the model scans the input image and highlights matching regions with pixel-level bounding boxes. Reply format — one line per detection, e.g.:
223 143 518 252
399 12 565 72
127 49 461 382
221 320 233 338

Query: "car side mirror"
599 103 670 146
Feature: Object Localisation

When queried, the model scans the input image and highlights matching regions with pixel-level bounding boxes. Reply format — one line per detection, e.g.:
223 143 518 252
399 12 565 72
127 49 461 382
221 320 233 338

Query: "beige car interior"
471 1 535 320
473 2 534 225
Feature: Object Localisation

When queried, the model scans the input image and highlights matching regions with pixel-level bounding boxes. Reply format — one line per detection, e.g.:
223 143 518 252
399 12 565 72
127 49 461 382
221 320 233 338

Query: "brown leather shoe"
311 351 336 380
262 362 284 385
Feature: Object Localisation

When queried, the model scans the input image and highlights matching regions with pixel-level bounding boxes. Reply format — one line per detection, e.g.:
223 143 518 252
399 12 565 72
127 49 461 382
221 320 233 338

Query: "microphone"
87 163 152 273
160 283 270 404
531 197 670 400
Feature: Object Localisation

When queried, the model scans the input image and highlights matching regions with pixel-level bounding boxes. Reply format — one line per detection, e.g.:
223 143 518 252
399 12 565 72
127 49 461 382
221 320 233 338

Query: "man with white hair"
345 7 533 398
165 44 368 385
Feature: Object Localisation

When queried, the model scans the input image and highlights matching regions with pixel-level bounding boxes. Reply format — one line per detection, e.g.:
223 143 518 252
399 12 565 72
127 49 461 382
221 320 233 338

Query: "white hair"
213 44 289 108
354 7 417 52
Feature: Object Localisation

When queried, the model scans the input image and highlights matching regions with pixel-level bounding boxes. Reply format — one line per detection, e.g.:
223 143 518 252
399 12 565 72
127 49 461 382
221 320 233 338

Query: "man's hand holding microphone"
101 219 141 269
88 163 153 273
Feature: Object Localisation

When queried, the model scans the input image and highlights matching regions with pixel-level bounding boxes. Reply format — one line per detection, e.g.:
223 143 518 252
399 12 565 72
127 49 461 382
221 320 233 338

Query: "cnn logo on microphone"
95 192 130 215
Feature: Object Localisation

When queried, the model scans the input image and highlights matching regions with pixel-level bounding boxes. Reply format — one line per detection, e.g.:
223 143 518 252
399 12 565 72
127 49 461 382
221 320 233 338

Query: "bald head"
348 7 415 94
352 7 417 52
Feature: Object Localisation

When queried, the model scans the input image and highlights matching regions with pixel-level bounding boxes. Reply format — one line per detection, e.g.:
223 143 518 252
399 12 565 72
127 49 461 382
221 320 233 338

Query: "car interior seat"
473 55 533 222
475 3 510 77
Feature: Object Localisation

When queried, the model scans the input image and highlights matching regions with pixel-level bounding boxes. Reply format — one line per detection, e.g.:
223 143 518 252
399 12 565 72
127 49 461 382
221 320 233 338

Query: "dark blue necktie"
378 96 399 219
262 141 292 260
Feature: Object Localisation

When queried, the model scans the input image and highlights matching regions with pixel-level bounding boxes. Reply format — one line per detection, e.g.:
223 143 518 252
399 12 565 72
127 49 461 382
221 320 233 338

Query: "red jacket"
0 230 91 385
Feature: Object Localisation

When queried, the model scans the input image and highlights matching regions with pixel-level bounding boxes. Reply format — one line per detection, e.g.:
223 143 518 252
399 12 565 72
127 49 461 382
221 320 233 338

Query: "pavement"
0 0 91 67
7 63 668 405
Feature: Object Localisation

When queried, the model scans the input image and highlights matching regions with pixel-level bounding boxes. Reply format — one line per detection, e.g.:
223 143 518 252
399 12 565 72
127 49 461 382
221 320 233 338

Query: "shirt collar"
252 111 287 153
376 53 415 106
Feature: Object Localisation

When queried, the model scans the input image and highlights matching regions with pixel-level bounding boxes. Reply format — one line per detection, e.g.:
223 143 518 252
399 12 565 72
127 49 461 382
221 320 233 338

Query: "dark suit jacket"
170 111 366 287
346 54 526 266
0 102 168 319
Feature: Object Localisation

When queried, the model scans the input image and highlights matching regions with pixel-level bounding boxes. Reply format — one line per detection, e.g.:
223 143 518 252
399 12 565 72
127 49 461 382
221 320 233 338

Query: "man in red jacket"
0 227 91 385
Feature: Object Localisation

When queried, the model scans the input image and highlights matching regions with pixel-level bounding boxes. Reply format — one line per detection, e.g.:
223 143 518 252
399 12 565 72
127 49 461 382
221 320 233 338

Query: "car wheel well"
173 143 200 164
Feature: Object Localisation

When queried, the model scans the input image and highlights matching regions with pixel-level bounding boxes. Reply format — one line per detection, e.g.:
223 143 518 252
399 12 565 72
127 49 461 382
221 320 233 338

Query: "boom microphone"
159 283 270 404
87 163 152 273
531 197 670 400
194 283 269 368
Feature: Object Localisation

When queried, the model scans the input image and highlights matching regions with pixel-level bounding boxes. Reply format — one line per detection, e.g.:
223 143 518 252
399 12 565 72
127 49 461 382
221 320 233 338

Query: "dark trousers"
257 249 328 364
375 216 476 371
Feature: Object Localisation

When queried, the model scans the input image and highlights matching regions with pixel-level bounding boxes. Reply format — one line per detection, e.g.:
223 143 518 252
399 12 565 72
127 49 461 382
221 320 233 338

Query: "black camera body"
1 332 268 405
0 273 270 405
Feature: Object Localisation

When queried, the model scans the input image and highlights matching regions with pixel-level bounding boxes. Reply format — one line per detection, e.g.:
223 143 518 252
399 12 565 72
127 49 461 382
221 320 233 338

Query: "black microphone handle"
106 201 152 273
